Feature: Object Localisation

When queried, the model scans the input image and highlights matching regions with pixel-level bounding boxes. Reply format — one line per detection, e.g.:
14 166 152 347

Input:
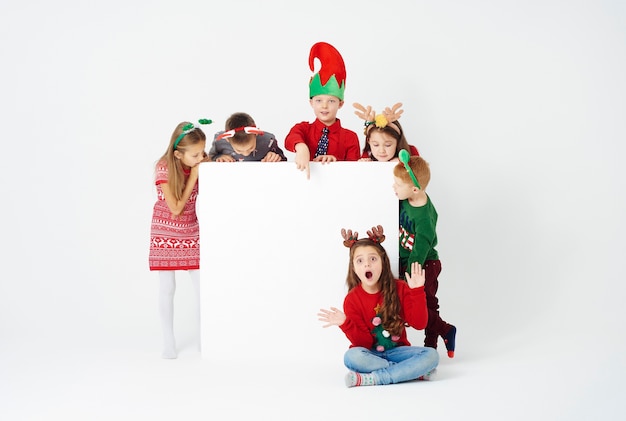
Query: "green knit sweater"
398 194 439 275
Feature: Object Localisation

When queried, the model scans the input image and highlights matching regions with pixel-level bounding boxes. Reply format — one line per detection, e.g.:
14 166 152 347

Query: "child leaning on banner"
209 112 287 162
284 41 360 179
149 119 211 359
393 155 457 358
353 102 419 161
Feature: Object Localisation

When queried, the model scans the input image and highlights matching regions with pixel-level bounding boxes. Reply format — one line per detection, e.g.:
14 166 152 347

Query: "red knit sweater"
340 280 428 349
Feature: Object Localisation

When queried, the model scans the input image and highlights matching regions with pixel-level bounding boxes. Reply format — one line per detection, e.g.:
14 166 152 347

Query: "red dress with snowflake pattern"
149 160 200 271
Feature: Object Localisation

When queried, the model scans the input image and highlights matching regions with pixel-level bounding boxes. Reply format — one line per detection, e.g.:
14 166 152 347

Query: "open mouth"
365 271 373 279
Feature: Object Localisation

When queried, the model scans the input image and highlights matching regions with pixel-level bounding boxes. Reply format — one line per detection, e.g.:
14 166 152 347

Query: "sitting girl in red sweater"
318 225 439 387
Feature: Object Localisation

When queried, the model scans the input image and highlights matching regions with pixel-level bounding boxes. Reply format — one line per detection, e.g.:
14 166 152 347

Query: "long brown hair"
156 122 207 201
345 239 406 336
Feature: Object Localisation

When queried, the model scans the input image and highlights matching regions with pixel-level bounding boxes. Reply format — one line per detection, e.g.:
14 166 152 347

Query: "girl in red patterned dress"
149 120 211 359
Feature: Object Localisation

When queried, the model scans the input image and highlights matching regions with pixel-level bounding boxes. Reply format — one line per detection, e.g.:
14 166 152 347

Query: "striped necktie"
314 126 329 158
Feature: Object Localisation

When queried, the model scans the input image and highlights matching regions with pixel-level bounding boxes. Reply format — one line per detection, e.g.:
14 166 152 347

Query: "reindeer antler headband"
353 102 404 136
341 225 386 248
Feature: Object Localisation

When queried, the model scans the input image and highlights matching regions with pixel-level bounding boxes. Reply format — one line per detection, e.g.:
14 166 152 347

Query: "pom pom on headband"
216 126 264 141
341 225 386 248
174 119 213 150
353 102 404 135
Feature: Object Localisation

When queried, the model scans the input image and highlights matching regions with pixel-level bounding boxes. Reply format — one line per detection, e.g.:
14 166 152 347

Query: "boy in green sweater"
392 156 457 358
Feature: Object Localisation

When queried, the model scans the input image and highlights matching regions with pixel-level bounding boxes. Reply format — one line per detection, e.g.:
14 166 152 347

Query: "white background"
1 1 625 420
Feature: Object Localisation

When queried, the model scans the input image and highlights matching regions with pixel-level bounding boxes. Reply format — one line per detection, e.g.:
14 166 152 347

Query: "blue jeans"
343 346 439 385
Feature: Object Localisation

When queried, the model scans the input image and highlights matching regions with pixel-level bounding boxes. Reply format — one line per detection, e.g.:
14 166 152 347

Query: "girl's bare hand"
406 261 426 289
317 307 346 327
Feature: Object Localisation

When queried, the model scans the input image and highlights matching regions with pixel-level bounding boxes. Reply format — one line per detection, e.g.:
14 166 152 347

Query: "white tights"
158 270 200 359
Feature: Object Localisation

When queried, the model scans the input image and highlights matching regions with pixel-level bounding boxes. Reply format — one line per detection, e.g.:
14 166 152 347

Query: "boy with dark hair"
210 112 286 162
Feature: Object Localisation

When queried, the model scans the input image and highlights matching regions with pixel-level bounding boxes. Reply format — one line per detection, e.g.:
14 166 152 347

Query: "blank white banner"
198 161 398 363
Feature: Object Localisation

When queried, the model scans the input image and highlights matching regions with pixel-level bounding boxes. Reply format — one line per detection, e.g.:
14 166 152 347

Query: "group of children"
148 41 456 387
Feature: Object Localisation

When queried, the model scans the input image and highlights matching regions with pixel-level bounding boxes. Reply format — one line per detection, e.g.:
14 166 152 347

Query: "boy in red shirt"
284 42 360 179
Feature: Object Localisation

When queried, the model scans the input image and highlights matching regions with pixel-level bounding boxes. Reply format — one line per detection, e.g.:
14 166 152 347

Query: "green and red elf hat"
308 42 346 100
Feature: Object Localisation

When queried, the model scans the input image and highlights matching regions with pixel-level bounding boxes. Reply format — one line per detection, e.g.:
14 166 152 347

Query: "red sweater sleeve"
396 281 428 330
340 290 376 349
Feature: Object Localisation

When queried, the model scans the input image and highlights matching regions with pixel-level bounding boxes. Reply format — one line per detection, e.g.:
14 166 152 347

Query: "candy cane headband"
174 119 213 150
216 126 264 141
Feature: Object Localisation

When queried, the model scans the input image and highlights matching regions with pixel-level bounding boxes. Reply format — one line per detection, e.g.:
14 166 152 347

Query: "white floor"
2 310 623 421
